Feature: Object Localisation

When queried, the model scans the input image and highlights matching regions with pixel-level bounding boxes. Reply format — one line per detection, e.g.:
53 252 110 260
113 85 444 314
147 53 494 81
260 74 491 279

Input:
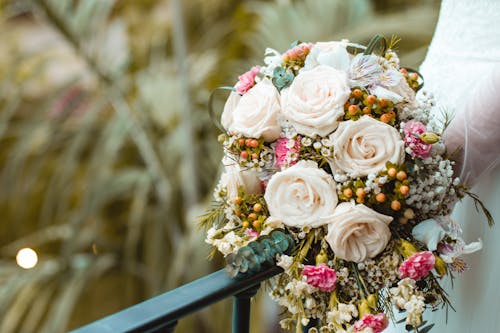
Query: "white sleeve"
443 64 500 187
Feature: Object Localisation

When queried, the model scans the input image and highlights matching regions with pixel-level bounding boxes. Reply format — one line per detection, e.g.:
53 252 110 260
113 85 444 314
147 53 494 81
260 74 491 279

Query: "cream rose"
303 41 351 71
264 160 338 228
329 115 405 176
326 202 392 262
221 78 281 142
281 65 351 137
220 157 262 201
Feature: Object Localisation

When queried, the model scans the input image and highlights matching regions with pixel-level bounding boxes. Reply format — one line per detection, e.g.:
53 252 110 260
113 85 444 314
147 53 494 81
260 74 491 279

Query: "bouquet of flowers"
201 35 490 333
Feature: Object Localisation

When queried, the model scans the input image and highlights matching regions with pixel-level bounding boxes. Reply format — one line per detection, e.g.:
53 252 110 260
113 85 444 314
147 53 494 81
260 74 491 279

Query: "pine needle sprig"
198 201 226 230
465 190 495 227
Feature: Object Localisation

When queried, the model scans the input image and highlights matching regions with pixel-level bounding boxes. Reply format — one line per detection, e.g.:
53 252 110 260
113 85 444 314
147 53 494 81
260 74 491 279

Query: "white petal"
412 219 446 251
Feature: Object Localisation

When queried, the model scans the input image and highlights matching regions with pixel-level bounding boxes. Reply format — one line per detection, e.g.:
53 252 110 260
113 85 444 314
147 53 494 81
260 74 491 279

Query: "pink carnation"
301 263 336 292
275 137 301 169
354 313 389 333
236 66 260 94
403 121 432 158
283 43 313 62
399 251 435 280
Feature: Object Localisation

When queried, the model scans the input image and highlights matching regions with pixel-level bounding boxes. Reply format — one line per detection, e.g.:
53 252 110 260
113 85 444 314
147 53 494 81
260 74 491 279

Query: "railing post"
232 283 260 333
164 321 177 333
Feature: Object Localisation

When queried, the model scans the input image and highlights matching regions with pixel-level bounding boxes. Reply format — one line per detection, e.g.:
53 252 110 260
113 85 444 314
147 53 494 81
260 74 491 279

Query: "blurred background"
0 0 439 332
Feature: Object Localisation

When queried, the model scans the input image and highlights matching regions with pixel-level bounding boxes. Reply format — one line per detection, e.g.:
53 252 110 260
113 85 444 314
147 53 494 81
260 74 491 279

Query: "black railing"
70 266 283 333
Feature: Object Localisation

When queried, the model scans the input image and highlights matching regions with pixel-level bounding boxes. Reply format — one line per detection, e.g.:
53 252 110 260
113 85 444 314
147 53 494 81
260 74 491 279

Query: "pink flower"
301 263 336 292
236 66 260 94
403 121 432 158
354 313 389 333
274 137 301 169
245 228 259 241
399 251 435 280
283 43 313 62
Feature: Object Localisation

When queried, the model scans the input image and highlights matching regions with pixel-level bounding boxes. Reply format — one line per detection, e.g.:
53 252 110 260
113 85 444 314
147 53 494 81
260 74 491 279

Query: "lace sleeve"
443 64 500 187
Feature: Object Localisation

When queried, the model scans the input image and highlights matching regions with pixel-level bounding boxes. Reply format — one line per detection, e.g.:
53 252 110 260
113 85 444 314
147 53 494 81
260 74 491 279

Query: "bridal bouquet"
201 36 487 333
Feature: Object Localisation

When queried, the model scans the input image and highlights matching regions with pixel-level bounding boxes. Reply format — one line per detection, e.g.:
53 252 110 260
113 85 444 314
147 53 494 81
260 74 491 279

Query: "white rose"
221 78 281 142
220 157 262 201
326 202 392 262
221 91 240 131
329 115 405 176
282 65 350 137
264 160 338 228
303 41 351 71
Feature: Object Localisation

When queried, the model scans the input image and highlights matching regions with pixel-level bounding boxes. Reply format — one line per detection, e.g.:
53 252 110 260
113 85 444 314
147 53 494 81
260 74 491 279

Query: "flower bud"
315 249 329 265
399 239 418 258
434 255 448 277
358 299 372 318
419 132 440 144
218 134 228 143
366 294 378 309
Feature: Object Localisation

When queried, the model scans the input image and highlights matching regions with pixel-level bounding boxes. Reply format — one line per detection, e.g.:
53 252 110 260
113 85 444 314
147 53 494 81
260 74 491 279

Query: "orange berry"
235 197 243 205
353 89 363 99
379 98 388 107
240 151 249 159
356 196 365 204
249 139 259 148
409 73 418 81
348 105 360 116
343 188 353 198
242 221 250 228
245 139 252 146
252 220 261 229
404 208 415 219
253 203 262 212
396 171 407 181
388 168 397 177
248 213 257 221
391 200 401 211
238 138 245 146
380 113 391 123
362 106 371 114
375 193 386 203
366 95 376 104
400 185 410 195
251 153 258 160
356 188 366 197
400 68 408 74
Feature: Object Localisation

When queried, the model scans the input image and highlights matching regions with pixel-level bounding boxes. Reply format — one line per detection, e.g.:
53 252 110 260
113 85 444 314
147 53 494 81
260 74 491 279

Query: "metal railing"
70 266 283 333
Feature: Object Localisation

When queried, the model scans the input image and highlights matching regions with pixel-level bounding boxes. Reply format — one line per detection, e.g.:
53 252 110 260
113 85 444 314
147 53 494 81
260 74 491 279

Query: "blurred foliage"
0 0 438 332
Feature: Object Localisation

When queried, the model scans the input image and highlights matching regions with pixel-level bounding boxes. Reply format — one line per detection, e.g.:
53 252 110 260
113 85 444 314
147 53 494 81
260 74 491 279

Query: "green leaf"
272 67 294 91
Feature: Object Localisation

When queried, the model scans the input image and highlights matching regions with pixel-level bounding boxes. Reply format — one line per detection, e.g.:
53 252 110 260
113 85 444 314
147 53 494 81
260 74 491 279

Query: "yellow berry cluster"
234 190 269 232
344 88 397 125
